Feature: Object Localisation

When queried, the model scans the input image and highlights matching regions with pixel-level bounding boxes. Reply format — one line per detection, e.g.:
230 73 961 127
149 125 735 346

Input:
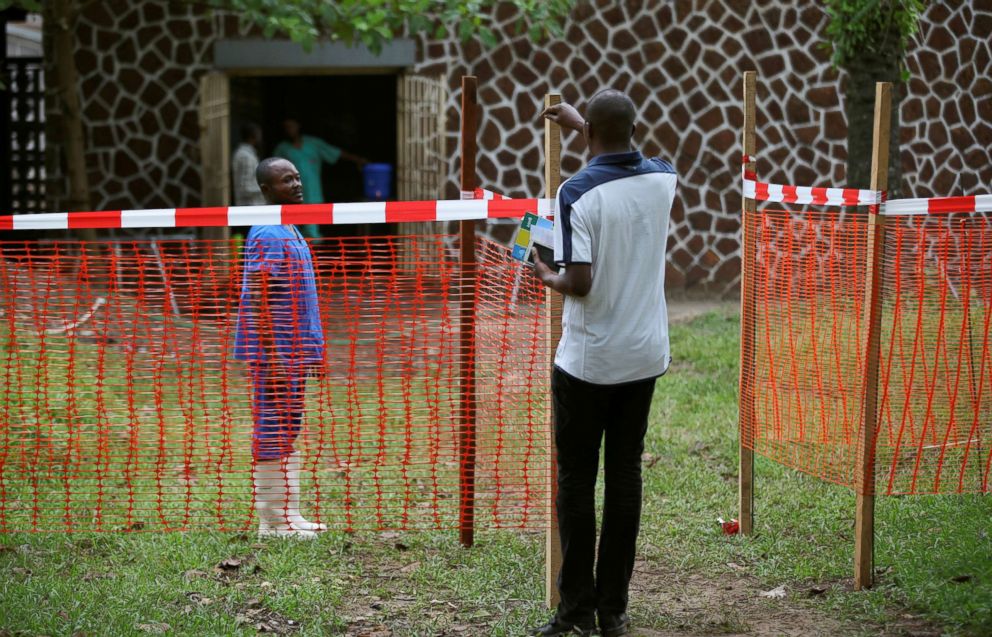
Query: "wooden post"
199 72 232 295
199 72 231 244
543 92 563 609
854 82 892 590
738 71 758 535
458 76 479 549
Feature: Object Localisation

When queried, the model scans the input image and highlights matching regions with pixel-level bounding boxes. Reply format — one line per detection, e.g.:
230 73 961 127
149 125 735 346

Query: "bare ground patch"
626 559 942 637
299 536 941 637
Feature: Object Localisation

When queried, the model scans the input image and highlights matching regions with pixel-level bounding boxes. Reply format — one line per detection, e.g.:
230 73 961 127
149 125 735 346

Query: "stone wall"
902 3 992 198
417 0 992 295
73 2 222 212
69 1 992 294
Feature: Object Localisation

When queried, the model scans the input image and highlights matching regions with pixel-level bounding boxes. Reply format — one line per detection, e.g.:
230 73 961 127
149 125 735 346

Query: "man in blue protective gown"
234 157 326 540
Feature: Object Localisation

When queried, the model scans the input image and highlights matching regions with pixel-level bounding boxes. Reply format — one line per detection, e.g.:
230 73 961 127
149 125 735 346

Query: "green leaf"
0 0 42 10
208 0 575 54
822 0 924 79
478 26 497 48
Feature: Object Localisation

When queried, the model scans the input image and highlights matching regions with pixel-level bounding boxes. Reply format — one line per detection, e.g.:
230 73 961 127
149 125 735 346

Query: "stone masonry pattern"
70 1 992 294
73 2 221 216
416 0 992 295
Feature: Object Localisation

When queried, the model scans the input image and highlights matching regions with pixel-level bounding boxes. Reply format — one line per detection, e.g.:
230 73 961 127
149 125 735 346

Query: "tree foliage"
0 0 40 10
822 1 927 192
823 0 926 79
201 0 576 51
0 0 576 51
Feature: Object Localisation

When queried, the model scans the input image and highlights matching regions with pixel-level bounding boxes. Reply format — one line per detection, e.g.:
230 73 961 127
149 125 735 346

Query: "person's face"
283 119 300 140
261 160 303 204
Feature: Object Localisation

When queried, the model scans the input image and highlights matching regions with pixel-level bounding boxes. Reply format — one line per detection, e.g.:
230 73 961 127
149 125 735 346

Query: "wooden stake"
543 92 563 609
458 76 479 549
198 72 231 273
738 71 758 536
854 81 892 591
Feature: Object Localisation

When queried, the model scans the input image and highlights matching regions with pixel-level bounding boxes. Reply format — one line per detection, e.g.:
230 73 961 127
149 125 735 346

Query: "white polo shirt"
552 150 677 385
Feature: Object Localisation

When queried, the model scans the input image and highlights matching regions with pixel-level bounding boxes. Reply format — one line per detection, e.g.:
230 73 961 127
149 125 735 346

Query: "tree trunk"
42 0 102 286
42 0 91 215
844 53 903 196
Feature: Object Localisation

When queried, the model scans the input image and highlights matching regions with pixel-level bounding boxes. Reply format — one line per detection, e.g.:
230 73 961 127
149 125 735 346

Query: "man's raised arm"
541 103 584 134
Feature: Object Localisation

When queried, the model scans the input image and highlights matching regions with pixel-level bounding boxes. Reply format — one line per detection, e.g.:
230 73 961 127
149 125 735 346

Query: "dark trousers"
552 366 657 623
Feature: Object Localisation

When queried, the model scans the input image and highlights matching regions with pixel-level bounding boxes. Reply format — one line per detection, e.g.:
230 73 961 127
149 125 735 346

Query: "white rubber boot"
253 458 317 540
285 451 327 532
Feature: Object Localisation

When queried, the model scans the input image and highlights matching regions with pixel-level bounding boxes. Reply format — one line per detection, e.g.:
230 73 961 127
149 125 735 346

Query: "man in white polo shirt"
530 90 677 637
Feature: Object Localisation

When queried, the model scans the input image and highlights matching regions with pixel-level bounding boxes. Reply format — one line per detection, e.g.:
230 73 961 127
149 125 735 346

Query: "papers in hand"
511 212 554 266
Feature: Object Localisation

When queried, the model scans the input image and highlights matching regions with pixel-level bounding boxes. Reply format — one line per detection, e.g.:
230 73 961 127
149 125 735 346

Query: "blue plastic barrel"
363 163 393 201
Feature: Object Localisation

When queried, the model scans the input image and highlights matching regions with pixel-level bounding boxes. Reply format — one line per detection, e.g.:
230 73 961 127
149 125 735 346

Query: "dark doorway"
230 74 398 238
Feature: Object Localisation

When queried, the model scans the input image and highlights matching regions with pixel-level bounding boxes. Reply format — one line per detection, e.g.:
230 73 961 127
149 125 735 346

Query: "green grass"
1 312 991 635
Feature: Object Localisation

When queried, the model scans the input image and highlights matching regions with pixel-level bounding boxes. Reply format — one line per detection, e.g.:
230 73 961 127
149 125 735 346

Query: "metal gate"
396 73 448 266
397 73 446 202
2 56 45 215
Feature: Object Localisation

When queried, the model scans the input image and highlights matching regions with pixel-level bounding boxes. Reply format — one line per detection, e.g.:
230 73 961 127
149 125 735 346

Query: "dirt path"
627 560 947 637
667 298 739 325
334 553 942 637
629 560 834 636
626 561 894 637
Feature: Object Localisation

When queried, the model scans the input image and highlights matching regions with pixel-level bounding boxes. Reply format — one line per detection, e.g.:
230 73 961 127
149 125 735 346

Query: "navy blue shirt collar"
588 150 643 166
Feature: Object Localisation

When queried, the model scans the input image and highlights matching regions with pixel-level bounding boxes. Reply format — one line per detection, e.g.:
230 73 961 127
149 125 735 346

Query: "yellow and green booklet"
511 212 554 265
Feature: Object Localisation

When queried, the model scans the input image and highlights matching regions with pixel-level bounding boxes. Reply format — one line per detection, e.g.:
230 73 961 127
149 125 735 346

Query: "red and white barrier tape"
880 194 992 216
0 198 554 231
742 177 881 206
742 156 991 215
460 188 509 200
743 176 992 215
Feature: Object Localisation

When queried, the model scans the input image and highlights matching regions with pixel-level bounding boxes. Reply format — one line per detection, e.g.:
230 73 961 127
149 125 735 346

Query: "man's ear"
630 124 636 140
259 182 270 196
583 121 592 143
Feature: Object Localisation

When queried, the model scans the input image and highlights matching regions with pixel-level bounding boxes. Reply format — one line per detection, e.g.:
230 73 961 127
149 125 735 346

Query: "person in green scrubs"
274 118 367 238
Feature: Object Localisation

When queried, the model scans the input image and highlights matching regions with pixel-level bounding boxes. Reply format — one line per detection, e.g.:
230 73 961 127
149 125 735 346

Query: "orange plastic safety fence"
741 208 992 495
0 234 551 532
877 214 992 495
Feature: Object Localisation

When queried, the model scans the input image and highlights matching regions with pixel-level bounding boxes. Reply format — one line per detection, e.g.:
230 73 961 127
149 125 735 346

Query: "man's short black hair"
240 122 261 142
586 89 637 145
255 157 288 188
